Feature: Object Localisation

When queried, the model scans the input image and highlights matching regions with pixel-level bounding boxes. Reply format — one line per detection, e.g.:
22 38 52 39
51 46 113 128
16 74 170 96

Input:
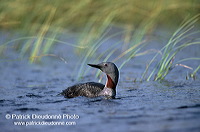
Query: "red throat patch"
106 75 116 89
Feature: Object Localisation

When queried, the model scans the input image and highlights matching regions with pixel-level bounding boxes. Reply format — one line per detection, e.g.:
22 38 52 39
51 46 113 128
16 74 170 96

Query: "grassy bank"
1 0 199 29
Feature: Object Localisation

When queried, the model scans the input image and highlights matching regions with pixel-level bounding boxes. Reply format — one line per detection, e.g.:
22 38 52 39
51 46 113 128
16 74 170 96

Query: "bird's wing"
60 82 104 98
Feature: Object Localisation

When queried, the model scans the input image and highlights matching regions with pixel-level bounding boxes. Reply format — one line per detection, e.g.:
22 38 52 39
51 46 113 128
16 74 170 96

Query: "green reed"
142 14 200 81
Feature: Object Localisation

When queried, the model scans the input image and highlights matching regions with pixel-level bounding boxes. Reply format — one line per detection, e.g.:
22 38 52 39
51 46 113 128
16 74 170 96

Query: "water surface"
0 30 200 132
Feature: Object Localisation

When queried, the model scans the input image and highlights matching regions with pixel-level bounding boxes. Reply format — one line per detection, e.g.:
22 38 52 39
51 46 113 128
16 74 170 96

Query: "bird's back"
60 82 104 98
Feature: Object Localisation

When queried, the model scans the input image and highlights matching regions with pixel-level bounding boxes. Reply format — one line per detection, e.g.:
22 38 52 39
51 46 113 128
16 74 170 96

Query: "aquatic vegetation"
0 0 199 57
187 65 200 80
142 14 200 81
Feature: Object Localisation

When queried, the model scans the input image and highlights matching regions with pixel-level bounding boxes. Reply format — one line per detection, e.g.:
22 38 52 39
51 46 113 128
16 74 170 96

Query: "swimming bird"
60 62 119 99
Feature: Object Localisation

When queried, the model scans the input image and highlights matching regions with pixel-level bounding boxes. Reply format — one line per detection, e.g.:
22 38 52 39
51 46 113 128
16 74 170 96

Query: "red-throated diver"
60 62 119 99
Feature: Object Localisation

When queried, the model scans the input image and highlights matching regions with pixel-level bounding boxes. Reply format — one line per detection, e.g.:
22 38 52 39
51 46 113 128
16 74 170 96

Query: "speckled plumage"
61 82 104 98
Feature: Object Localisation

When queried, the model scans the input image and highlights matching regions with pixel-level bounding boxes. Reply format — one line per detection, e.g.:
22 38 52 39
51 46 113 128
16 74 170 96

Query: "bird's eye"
104 63 108 66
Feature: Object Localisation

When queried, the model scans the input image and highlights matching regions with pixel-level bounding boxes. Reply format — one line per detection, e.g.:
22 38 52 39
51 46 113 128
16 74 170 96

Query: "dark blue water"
0 29 200 132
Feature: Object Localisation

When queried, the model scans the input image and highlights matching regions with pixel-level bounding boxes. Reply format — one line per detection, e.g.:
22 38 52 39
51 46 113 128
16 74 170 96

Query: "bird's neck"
105 74 116 89
98 74 117 98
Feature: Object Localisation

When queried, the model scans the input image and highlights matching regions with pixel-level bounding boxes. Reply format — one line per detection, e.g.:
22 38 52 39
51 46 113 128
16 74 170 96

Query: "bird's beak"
88 63 101 69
